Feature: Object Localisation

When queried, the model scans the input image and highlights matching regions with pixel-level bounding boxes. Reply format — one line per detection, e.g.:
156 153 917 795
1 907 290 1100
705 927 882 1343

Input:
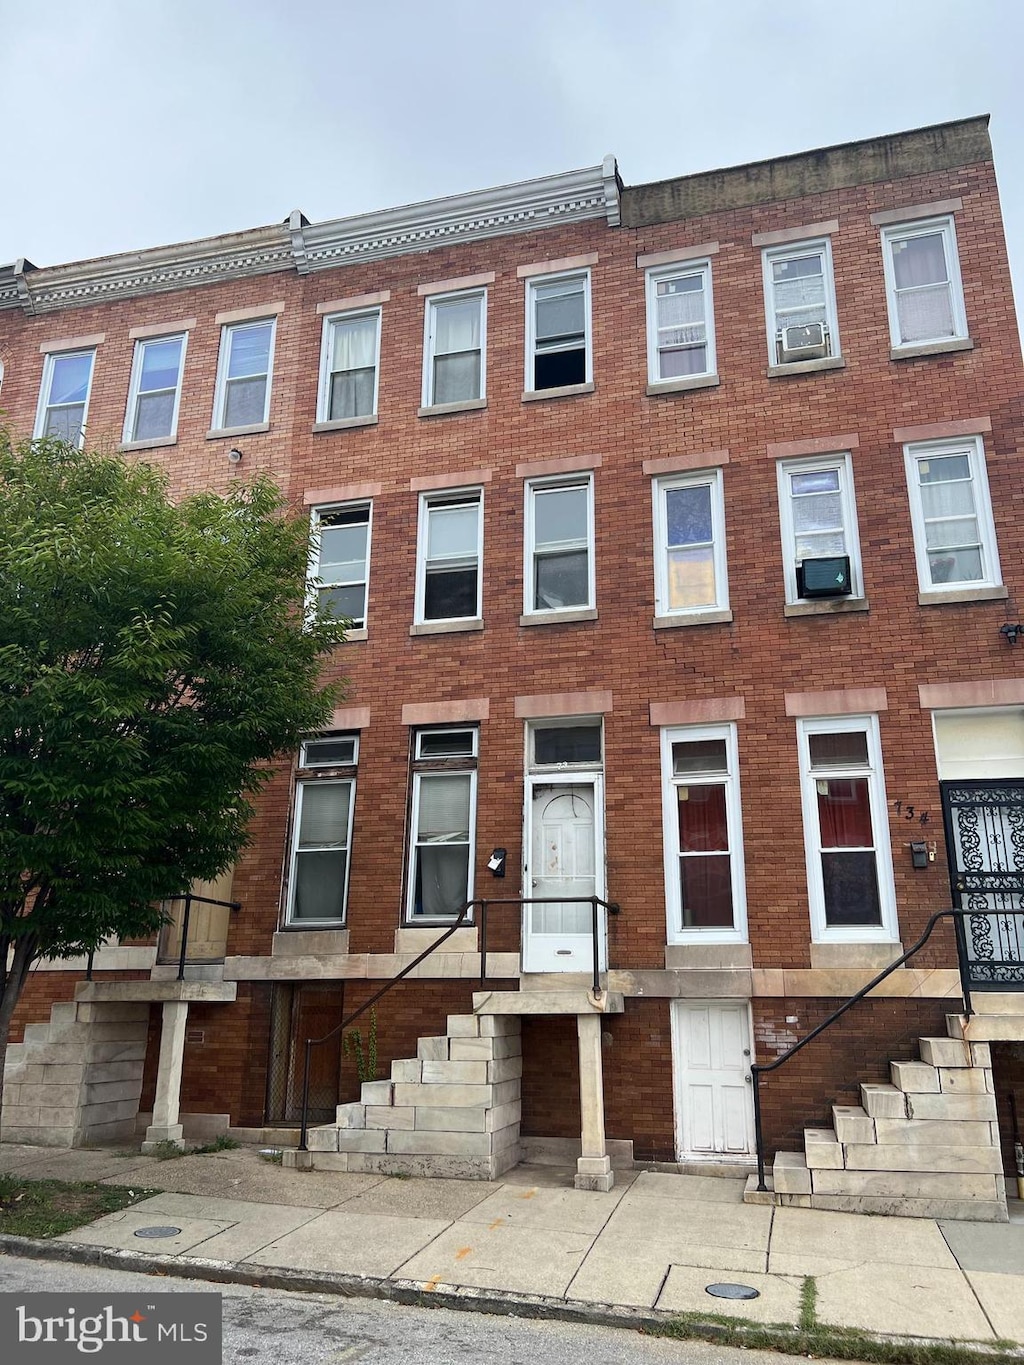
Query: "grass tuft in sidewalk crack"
799 1275 817 1329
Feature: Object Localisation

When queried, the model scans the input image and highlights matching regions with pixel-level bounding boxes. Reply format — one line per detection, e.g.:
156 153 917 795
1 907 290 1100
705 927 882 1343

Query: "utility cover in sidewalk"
705 1282 760 1300
134 1226 183 1238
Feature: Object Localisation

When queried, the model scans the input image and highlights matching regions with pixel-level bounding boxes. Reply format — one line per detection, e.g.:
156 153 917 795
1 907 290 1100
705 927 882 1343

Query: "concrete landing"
472 989 624 1015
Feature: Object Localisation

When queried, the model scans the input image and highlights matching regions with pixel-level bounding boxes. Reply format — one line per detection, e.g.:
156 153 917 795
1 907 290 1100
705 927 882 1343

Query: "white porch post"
142 1000 189 1151
574 1012 614 1191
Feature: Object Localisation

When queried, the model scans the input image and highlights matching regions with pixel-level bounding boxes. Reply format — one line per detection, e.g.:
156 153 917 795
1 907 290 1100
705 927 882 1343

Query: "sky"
2 1 1023 324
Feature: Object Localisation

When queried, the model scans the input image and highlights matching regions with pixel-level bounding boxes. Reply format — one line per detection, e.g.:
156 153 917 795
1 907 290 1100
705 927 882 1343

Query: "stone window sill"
342 627 368 642
891 337 974 361
766 356 846 379
313 415 377 433
646 374 720 397
119 435 178 452
409 618 484 636
521 381 595 404
918 584 1007 606
519 607 597 627
206 422 270 440
417 399 486 418
784 596 869 618
653 608 733 629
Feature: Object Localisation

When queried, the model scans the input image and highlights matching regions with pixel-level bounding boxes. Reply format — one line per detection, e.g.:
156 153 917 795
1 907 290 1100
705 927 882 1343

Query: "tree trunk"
0 936 38 1147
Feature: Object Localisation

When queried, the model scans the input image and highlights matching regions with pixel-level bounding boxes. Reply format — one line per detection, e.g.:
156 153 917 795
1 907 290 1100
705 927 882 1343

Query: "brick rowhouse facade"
3 115 1023 1169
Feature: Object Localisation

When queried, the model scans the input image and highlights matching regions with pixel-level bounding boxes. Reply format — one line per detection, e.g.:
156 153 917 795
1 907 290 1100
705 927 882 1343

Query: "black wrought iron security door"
941 780 1024 989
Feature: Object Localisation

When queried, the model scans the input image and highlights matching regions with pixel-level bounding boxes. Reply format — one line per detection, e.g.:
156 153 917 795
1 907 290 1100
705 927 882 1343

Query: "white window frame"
405 735 478 924
122 332 187 445
307 501 373 631
796 714 898 943
761 238 840 365
653 469 729 618
660 723 747 944
300 734 359 768
644 260 716 384
776 452 863 604
421 290 486 408
34 348 96 447
524 270 592 393
523 473 596 617
903 436 1000 594
211 318 277 430
414 487 483 625
316 307 381 423
285 775 355 927
881 216 967 350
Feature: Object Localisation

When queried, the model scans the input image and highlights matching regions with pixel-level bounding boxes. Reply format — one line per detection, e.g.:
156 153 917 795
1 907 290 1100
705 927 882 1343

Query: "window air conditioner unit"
779 322 828 363
797 555 852 599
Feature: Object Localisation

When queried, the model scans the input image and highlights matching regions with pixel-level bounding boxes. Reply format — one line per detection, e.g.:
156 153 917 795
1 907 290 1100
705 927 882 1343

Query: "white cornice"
1 162 621 314
291 163 621 273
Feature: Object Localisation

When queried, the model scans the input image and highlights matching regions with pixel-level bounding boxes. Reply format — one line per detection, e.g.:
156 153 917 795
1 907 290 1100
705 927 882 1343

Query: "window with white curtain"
123 334 187 444
34 349 96 446
881 217 967 348
407 729 477 921
645 261 716 382
318 309 381 421
761 239 840 365
309 503 372 629
903 437 1000 593
415 490 482 623
287 742 358 925
212 319 276 429
422 292 485 407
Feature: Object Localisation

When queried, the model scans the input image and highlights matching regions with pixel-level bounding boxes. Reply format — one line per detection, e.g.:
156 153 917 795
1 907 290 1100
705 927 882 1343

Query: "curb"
2 1234 1022 1364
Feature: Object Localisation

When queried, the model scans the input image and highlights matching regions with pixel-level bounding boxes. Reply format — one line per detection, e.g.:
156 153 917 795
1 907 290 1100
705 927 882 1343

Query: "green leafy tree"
0 432 346 1134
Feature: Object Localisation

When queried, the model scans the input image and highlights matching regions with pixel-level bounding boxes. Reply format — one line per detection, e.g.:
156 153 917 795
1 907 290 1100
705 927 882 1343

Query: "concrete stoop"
285 1011 522 1180
1 999 150 1147
746 1012 1009 1222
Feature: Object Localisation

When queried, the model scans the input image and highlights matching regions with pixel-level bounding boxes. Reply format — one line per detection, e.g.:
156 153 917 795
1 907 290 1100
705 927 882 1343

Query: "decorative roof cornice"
291 160 621 273
2 160 622 315
8 227 292 315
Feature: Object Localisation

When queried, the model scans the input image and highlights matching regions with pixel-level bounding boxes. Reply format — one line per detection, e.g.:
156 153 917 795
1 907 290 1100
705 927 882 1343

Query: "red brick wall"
2 142 1022 1150
754 997 953 1153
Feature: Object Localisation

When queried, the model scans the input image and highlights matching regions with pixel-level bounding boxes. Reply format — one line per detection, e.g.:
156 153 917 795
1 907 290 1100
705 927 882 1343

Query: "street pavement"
1 1142 1022 1350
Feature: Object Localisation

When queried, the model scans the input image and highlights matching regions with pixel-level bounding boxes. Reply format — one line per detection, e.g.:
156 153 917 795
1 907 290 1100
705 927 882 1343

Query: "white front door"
672 1000 754 1159
523 782 605 973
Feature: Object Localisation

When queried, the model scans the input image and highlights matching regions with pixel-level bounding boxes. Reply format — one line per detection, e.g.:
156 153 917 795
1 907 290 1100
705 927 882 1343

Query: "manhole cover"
133 1226 182 1239
705 1282 760 1300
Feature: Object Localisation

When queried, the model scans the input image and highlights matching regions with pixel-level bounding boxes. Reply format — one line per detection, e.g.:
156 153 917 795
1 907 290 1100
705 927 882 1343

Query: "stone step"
890 1060 940 1094
472 989 624 1016
832 1105 874 1144
773 1150 810 1195
872 1117 994 1146
805 1194 1008 1222
843 1143 1003 1173
742 1173 776 1205
810 1168 1002 1200
919 1036 973 1068
804 1128 844 1169
960 1016 1024 1042
970 992 1024 1015
860 1083 907 1119
903 1091 998 1122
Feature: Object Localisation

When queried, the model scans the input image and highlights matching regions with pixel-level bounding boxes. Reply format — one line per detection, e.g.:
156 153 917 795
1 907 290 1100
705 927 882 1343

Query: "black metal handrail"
751 906 976 1191
297 894 621 1151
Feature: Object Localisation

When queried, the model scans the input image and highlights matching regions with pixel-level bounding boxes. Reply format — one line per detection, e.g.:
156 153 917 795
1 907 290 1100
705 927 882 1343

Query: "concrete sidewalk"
2 1142 1023 1349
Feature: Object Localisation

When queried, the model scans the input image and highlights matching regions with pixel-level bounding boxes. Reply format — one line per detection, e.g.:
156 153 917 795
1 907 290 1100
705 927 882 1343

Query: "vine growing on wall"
343 1007 380 1084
